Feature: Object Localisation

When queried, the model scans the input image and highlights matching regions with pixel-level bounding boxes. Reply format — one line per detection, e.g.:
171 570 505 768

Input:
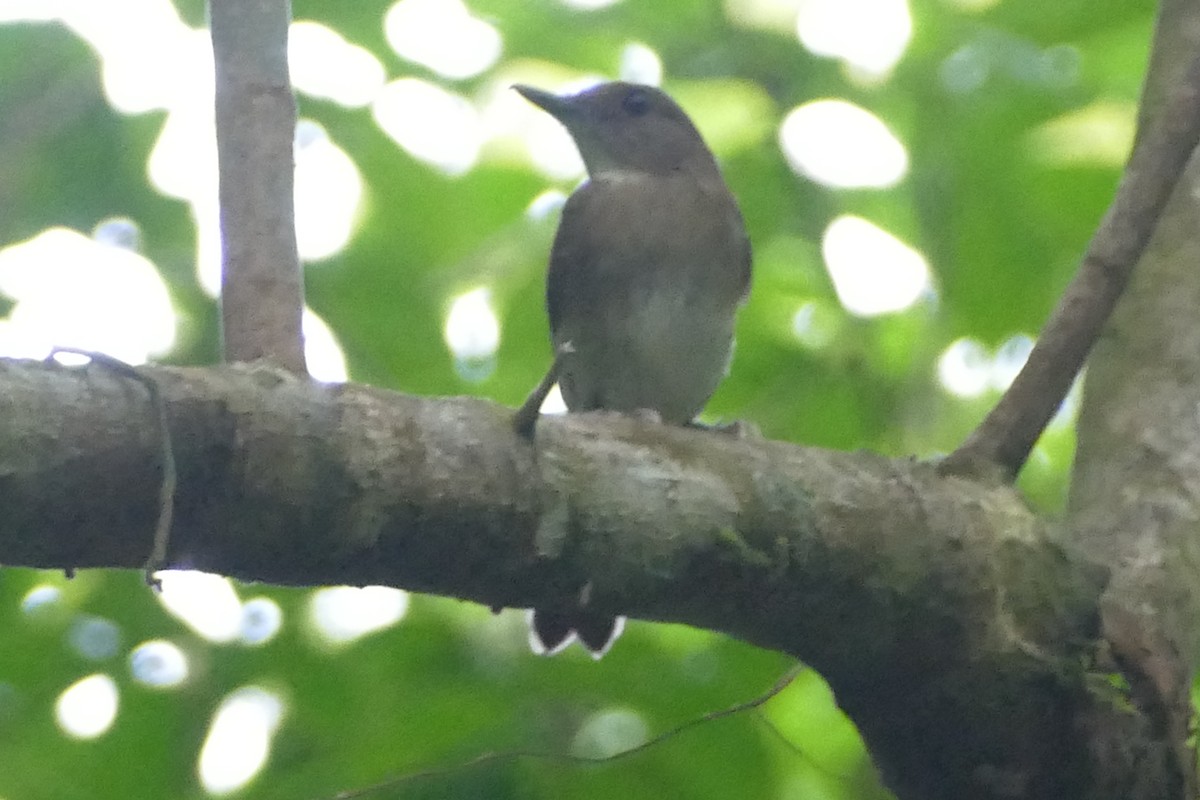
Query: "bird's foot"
688 418 762 440
627 407 664 425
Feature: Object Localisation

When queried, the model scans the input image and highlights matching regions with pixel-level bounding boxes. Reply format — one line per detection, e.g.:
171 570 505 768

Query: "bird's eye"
622 89 650 117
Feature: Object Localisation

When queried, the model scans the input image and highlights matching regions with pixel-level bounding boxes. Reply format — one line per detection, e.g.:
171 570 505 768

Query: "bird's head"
514 81 719 179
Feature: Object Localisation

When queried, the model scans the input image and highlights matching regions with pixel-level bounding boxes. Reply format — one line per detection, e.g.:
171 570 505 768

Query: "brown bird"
513 81 752 657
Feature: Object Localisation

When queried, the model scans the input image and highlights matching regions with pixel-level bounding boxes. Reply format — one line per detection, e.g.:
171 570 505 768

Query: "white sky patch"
0 225 175 363
309 586 409 645
619 42 663 86
302 308 349 383
796 0 911 80
289 20 385 107
373 78 483 175
295 121 363 262
198 687 285 795
384 0 501 80
822 216 930 316
55 674 119 739
156 571 243 643
444 287 500 361
129 639 190 688
780 99 907 188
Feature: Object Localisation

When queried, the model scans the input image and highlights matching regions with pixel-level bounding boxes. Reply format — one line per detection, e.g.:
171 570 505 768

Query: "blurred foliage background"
0 0 1156 797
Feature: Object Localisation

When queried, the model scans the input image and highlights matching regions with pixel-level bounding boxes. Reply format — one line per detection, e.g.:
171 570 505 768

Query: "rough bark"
1062 3 1200 797
0 356 1137 799
1070 82 1200 800
2 3 1197 798
211 0 305 373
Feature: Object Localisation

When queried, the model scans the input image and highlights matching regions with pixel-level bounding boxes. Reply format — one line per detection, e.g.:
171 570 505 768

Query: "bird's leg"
513 342 573 438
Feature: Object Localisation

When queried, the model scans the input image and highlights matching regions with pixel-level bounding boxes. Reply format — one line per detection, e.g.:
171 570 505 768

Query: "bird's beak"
513 84 577 122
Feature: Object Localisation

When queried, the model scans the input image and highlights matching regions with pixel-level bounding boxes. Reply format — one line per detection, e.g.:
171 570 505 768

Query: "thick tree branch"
942 26 1200 480
1066 2 1200 796
211 0 306 373
0 356 1144 799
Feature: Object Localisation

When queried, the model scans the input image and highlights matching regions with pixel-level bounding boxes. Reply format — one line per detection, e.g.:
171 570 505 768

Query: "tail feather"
529 609 624 659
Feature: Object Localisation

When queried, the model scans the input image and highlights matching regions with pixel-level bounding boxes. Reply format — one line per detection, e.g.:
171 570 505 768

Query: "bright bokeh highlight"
0 225 175 363
796 0 912 79
384 0 502 80
937 335 1035 398
620 42 663 85
444 287 501 362
130 640 190 688
517 80 597 179
55 674 119 739
21 585 62 614
374 78 484 175
2 7 373 299
444 285 501 382
937 337 992 398
239 597 284 646
289 20 385 107
309 586 409 645
198 687 285 794
304 308 349 383
156 571 243 643
295 121 364 262
821 216 930 316
780 99 907 188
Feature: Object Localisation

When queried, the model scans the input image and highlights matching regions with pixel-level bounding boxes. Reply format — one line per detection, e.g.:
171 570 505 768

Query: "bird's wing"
546 177 749 335
545 181 615 338
732 205 752 305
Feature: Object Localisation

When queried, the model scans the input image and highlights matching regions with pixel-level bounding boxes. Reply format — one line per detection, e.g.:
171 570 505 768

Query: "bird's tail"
528 608 624 659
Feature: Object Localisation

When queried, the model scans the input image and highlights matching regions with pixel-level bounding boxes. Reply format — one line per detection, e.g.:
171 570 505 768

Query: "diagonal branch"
941 39 1200 480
